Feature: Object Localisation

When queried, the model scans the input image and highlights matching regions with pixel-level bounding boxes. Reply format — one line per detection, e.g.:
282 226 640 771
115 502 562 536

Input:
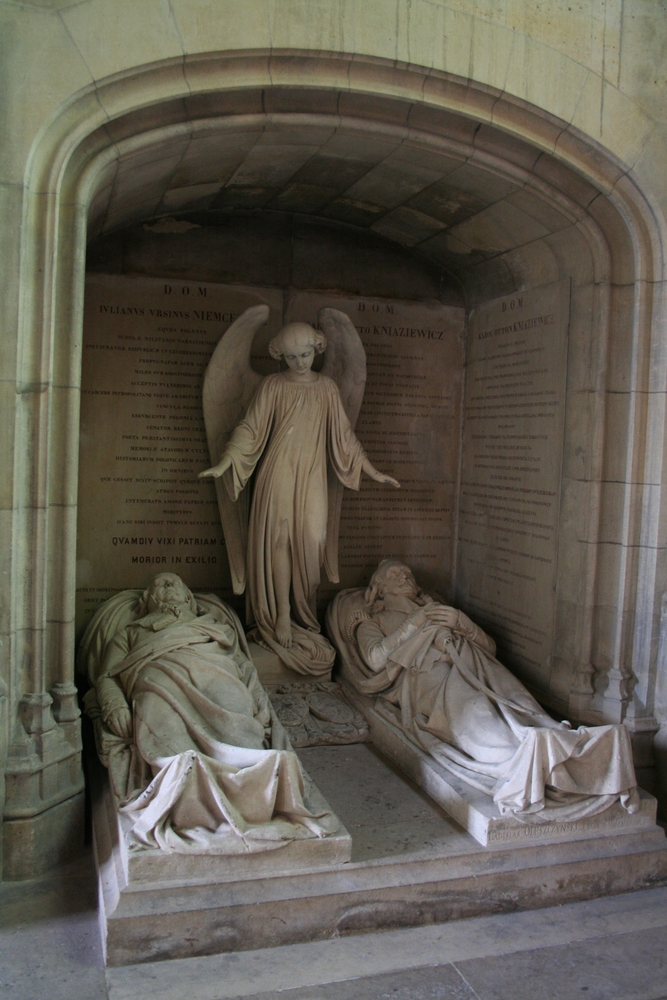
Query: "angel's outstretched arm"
327 382 400 488
203 378 275 497
319 308 399 489
361 456 401 488
199 454 232 479
201 303 269 594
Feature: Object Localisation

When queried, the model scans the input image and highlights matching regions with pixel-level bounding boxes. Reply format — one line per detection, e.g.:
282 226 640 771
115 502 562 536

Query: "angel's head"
269 322 327 376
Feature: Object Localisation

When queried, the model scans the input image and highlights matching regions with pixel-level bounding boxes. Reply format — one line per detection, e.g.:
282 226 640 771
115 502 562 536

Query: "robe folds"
94 612 337 853
354 609 639 821
224 373 366 675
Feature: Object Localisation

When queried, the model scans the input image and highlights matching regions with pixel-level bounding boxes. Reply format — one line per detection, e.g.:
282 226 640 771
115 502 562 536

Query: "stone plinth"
247 641 306 686
92 742 667 967
92 756 352 964
114 785 351 887
366 704 658 847
337 673 659 848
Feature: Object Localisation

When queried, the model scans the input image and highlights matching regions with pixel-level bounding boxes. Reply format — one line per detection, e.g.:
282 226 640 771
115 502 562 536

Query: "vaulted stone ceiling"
87 87 611 303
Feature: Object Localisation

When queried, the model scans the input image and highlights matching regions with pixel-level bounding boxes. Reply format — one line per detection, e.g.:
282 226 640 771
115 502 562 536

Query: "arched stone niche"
5 52 667 877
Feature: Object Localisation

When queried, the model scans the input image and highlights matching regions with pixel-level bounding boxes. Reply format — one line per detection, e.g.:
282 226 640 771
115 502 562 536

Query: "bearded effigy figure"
81 572 339 853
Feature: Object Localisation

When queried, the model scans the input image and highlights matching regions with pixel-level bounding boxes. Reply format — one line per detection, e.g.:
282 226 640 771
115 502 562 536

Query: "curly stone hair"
268 322 327 360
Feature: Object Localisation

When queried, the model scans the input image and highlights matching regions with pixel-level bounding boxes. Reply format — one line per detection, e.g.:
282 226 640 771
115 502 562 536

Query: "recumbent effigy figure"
327 559 639 822
81 573 338 854
199 305 399 677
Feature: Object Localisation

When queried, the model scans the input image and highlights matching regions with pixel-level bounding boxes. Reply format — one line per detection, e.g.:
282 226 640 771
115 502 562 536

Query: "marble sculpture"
81 573 337 853
199 305 398 675
327 559 639 822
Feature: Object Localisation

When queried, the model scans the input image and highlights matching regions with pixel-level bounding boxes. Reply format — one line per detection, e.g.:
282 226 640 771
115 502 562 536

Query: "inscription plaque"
77 275 465 634
285 290 465 602
76 274 282 634
457 280 570 685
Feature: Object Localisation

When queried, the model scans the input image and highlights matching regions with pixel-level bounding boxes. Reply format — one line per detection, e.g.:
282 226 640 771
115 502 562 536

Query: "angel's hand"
362 459 400 488
374 472 401 488
198 455 232 479
104 706 133 740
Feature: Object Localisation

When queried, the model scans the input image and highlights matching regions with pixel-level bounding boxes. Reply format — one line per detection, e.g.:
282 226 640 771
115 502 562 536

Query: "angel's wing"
202 304 268 594
318 308 367 583
77 590 142 685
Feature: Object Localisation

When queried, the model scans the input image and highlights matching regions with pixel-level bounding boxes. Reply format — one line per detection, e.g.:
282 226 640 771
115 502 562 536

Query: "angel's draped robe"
225 373 366 674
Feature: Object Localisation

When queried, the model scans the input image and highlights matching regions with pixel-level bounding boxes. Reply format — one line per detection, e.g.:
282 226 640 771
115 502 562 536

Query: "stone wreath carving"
269 680 370 748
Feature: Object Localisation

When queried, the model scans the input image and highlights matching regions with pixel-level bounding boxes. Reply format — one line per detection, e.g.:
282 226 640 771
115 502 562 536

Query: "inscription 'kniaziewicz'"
284 290 465 603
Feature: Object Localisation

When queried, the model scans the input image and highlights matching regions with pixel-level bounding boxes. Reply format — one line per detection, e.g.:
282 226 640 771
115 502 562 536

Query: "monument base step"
92 743 667 967
247 641 311 685
366 703 659 847
91 754 351 965
339 680 660 848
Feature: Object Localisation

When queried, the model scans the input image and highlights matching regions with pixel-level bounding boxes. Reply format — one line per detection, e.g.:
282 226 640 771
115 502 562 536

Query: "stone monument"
326 559 657 844
199 306 399 676
81 572 348 859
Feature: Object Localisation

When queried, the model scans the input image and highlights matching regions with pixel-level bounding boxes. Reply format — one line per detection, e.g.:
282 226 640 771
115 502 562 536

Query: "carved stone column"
3 690 84 879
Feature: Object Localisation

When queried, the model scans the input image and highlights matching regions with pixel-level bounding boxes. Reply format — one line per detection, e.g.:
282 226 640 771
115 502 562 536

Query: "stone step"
93 744 667 967
104 885 667 1000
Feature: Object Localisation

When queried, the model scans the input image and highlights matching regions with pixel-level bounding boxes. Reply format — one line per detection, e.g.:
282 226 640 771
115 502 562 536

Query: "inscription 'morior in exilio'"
76 274 283 634
457 280 571 686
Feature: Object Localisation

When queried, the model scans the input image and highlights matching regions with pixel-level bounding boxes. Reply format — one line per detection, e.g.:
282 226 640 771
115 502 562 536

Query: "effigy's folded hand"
406 606 428 628
104 706 133 740
422 603 459 629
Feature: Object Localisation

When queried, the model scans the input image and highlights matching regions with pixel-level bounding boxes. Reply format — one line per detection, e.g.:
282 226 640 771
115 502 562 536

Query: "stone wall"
82 217 464 628
2 0 667 875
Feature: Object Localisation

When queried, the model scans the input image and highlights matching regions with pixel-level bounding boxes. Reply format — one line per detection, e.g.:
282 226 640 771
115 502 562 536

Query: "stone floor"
3 744 667 998
1 842 666 999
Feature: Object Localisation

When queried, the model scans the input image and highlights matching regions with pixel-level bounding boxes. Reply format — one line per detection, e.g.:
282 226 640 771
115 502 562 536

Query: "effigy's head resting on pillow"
138 572 198 616
364 559 427 610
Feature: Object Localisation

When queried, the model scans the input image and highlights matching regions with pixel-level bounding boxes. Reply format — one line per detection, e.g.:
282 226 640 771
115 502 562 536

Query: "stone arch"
5 50 666 876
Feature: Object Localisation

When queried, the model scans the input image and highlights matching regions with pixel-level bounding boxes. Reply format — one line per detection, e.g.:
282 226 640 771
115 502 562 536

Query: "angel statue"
199 306 399 676
79 573 339 854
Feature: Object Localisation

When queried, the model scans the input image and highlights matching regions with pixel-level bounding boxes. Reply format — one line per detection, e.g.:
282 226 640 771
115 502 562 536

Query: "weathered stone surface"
457 280 571 689
366 703 658 848
93 742 667 967
3 792 85 881
269 680 370 748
